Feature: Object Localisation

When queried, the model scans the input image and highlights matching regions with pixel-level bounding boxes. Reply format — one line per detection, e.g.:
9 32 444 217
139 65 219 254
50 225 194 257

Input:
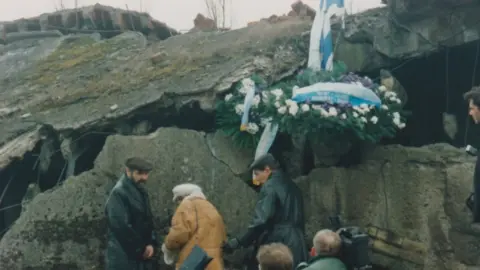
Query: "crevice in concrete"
363 40 480 148
0 98 216 238
203 134 240 177
380 160 390 230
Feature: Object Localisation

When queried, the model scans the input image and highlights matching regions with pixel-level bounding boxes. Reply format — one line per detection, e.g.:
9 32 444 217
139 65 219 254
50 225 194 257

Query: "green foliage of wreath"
216 62 410 149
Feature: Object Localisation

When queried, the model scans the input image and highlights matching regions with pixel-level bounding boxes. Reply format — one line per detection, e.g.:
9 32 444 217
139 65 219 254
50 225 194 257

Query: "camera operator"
463 88 480 229
296 230 347 270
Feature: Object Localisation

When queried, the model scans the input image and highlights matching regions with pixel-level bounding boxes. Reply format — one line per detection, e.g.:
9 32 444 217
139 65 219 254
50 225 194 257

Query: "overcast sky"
1 0 383 30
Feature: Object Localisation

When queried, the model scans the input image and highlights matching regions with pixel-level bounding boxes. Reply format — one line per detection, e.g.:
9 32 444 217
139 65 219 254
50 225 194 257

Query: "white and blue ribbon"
308 0 345 71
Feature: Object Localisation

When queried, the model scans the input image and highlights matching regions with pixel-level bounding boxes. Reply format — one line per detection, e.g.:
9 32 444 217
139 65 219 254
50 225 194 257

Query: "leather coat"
104 174 158 270
238 170 308 267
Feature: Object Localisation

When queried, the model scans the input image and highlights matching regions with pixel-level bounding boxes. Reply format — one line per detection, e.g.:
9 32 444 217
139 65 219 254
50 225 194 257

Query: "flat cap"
249 153 279 171
125 157 153 172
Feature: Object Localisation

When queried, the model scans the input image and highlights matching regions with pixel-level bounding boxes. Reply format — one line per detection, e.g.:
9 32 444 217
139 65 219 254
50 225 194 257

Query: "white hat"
172 183 202 202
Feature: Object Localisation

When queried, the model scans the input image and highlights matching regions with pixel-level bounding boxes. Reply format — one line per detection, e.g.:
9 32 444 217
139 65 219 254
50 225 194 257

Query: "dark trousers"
474 181 480 222
243 245 260 270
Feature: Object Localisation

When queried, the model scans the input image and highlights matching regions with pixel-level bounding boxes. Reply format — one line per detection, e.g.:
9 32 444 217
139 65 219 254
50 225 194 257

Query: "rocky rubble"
297 144 479 270
0 18 311 172
1 2 480 269
0 128 256 269
0 128 479 270
0 3 178 43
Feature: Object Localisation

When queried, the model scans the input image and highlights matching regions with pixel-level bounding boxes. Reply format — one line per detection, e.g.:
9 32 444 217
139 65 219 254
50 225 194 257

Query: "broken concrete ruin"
0 129 477 270
0 3 178 43
1 1 480 269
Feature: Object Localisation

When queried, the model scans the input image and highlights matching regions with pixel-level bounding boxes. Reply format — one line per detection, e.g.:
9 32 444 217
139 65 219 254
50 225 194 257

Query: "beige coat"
164 193 227 270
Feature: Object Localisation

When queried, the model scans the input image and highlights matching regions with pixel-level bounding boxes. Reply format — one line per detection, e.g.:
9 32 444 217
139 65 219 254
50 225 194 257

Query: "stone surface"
3 2 480 167
296 143 480 270
2 133 480 269
0 4 178 42
387 0 475 22
291 0 316 20
0 18 310 170
0 128 256 269
192 13 217 32
332 2 480 71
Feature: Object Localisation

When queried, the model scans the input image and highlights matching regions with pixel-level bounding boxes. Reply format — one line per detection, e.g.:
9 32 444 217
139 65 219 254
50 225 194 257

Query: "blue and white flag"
308 0 345 71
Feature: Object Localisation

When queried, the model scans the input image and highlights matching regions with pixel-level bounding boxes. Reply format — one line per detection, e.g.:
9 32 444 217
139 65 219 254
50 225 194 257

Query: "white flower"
238 87 247 95
353 103 371 114
393 117 401 126
260 117 272 126
312 105 328 117
274 101 281 108
270 89 284 98
301 104 310 112
378 85 387 92
285 99 296 107
392 112 400 119
360 117 367 123
277 106 287 114
252 95 261 107
340 113 347 119
353 112 359 118
224 94 233 101
261 91 269 100
289 104 299 116
394 98 401 104
370 116 378 124
353 105 369 115
235 104 244 115
385 91 397 98
242 78 255 89
381 105 389 110
328 107 338 117
398 122 406 129
246 123 259 134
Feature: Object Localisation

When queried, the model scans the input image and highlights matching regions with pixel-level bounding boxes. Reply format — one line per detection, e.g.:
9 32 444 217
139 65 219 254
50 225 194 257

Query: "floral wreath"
216 62 408 149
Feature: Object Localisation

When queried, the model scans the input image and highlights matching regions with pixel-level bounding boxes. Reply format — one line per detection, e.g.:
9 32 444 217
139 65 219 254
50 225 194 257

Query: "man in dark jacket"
223 153 308 269
464 88 480 229
105 157 158 270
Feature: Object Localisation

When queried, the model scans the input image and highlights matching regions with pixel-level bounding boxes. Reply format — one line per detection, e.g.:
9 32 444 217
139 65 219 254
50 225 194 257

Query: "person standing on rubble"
104 157 158 270
464 88 480 230
223 153 308 269
162 183 227 270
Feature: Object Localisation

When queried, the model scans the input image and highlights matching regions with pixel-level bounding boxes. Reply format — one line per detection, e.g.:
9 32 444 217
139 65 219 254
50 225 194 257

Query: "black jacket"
104 174 158 270
238 170 308 267
474 154 480 222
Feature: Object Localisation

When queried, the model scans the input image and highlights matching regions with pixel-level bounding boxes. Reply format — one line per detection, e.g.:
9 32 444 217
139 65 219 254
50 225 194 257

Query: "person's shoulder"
317 257 347 269
177 198 197 212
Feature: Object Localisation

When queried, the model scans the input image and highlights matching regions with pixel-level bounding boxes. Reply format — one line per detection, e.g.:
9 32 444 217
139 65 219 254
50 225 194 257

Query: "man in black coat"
224 153 308 269
105 157 158 270
464 89 480 230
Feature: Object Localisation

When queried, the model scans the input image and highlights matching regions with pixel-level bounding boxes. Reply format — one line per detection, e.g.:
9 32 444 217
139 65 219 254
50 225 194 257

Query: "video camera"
329 216 372 270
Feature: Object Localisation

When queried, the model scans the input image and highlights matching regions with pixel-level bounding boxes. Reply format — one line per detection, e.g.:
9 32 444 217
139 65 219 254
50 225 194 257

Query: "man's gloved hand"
223 238 240 254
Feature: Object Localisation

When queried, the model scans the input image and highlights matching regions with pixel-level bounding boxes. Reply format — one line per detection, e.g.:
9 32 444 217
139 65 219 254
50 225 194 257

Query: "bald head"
313 229 342 256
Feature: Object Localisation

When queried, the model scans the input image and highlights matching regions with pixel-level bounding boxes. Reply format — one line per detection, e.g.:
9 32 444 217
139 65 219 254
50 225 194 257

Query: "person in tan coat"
162 183 227 270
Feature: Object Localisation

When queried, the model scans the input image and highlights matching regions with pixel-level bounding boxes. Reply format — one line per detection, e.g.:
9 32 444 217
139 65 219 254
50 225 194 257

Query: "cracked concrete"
296 143 480 270
0 127 257 269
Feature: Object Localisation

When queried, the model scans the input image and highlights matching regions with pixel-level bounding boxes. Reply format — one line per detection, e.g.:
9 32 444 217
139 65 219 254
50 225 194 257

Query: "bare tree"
204 0 227 29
